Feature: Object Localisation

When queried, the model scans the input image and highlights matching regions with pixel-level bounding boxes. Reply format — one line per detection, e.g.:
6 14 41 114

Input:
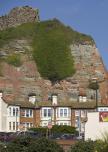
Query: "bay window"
42 108 52 117
58 108 70 117
8 106 20 117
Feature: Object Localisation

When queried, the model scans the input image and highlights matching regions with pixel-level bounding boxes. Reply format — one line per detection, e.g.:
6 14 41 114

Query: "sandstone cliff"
0 6 39 30
0 7 107 106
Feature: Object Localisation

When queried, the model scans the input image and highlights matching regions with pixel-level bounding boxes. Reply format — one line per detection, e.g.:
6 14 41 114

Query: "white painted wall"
7 106 20 132
0 94 7 132
85 112 108 140
0 93 20 132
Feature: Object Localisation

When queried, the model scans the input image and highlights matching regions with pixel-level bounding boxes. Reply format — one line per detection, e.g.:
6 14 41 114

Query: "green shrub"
94 132 108 152
28 137 64 152
29 125 78 135
94 140 108 152
6 54 21 67
69 140 95 152
29 127 47 136
51 125 78 134
7 137 64 152
0 143 7 152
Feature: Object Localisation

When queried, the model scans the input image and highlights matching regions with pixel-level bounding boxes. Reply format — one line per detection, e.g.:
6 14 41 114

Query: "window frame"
21 109 33 118
8 106 20 117
58 108 69 117
9 122 11 130
42 108 52 118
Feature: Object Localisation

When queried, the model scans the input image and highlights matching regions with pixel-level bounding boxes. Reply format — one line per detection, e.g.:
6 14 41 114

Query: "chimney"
52 94 58 105
28 93 36 104
0 91 3 98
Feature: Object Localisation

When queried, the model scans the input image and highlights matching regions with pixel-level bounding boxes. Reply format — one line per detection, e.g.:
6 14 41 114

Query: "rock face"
0 39 108 104
0 6 108 105
0 6 39 30
70 44 108 104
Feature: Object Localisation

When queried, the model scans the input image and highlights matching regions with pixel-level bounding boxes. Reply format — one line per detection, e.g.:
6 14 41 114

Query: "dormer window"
28 93 36 104
51 94 58 105
78 89 87 102
79 96 87 102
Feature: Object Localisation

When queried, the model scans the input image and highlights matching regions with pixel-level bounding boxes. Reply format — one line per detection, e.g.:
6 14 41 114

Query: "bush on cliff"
6 54 21 67
0 19 94 81
32 20 75 82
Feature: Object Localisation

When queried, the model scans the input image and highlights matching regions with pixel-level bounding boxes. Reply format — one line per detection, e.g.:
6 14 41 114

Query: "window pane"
21 110 25 117
26 109 29 117
30 123 33 127
13 122 15 130
13 108 15 116
16 108 19 116
48 109 51 117
30 109 33 117
44 109 47 117
9 122 11 130
26 123 30 128
64 109 67 117
60 109 63 117
9 107 11 116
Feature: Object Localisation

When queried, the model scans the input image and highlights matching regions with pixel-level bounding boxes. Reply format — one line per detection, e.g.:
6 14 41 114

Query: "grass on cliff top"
0 19 94 81
0 19 94 47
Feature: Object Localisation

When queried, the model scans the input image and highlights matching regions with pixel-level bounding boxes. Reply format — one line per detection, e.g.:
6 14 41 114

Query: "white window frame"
13 122 15 130
57 121 71 126
8 106 20 117
58 108 69 117
21 122 33 130
42 108 52 118
9 122 11 130
13 107 16 116
21 109 33 118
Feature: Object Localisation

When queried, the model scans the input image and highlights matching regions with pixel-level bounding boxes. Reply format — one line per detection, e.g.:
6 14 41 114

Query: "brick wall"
34 108 41 127
71 110 75 127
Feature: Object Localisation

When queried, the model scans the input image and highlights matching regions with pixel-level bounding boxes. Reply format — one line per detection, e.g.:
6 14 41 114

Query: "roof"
2 94 107 109
37 100 98 109
2 95 34 108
